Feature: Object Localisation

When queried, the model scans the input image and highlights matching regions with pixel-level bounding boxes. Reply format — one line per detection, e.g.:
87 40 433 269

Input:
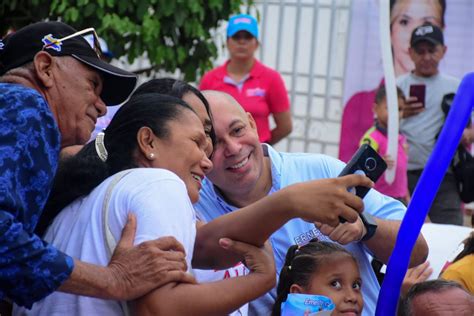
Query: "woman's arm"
193 174 373 269
269 110 292 145
134 239 275 316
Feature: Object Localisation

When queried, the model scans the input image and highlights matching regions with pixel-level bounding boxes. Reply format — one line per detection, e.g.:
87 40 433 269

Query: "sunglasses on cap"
42 27 103 59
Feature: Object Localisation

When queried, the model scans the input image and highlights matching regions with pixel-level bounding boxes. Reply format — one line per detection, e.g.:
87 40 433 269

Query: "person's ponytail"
35 141 111 236
272 244 299 316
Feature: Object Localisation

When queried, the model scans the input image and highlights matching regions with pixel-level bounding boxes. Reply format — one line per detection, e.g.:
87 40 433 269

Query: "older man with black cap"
0 21 193 310
398 22 474 225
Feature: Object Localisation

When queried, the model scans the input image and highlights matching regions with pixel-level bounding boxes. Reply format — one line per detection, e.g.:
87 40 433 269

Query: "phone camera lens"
365 157 377 171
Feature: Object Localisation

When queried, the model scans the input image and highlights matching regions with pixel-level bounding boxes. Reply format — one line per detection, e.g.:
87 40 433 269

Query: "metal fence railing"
252 0 352 156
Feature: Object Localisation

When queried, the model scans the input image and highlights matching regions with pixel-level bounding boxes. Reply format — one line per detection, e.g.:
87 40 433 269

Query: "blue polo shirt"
0 83 74 308
195 144 406 316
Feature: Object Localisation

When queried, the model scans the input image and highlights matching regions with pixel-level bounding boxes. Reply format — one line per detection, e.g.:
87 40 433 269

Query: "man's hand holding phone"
315 145 386 243
337 144 387 222
403 84 426 119
287 174 373 227
403 96 425 118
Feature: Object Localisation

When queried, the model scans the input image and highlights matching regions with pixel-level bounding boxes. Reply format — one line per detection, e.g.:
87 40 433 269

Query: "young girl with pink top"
360 85 410 204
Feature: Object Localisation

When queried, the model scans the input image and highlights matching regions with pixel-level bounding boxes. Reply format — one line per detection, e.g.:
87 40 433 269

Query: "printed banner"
339 0 474 162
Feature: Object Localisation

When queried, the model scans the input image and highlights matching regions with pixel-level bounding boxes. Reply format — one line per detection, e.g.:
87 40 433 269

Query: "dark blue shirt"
0 83 74 308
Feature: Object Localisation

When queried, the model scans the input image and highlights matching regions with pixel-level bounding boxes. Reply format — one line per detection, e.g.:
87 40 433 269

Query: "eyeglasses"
42 27 103 58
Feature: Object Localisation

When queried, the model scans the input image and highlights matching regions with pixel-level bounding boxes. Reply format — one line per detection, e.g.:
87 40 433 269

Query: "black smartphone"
409 84 426 107
338 144 387 222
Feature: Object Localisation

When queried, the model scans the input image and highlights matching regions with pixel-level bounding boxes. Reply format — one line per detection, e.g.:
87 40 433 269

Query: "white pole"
379 0 397 184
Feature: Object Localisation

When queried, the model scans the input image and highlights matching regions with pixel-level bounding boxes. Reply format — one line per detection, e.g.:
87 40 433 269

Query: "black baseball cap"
0 21 137 106
410 23 444 47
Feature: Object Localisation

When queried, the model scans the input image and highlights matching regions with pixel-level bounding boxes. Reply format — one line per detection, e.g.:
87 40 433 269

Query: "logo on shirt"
0 40 4 50
42 34 62 52
220 262 248 279
246 87 266 97
294 228 331 246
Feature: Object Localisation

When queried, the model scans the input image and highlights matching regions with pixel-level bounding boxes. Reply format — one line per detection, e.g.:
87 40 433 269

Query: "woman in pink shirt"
200 14 292 145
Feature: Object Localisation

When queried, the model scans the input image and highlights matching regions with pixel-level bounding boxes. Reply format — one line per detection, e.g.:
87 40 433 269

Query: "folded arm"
269 110 293 145
135 239 275 316
135 269 273 316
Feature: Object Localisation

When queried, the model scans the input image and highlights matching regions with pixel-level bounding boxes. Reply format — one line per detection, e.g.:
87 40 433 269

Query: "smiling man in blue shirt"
195 90 429 316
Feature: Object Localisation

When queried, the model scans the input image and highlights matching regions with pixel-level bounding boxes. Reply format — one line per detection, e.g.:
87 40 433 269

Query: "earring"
148 152 155 160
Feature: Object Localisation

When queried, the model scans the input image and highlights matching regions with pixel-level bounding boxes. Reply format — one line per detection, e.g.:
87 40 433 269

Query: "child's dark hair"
35 94 194 236
375 84 405 105
452 232 474 263
272 240 357 316
132 78 216 148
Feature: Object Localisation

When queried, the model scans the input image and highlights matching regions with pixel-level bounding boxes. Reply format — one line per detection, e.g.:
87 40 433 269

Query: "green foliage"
1 0 254 81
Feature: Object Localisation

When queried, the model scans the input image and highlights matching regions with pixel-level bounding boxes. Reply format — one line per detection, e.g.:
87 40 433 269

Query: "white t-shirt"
14 168 197 316
193 263 250 316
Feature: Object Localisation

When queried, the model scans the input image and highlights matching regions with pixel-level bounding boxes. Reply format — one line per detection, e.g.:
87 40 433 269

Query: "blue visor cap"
227 14 259 39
